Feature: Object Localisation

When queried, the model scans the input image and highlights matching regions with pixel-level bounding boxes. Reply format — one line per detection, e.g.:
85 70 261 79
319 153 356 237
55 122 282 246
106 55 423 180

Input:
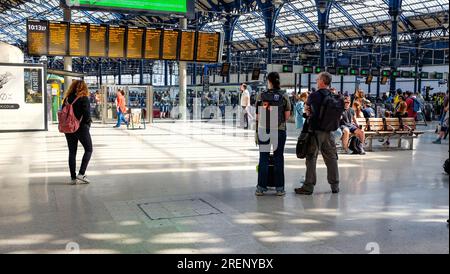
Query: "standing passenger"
295 72 340 195
62 80 93 185
255 72 291 196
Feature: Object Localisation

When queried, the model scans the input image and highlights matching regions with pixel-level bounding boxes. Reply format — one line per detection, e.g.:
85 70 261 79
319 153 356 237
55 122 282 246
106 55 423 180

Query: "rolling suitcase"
256 154 276 188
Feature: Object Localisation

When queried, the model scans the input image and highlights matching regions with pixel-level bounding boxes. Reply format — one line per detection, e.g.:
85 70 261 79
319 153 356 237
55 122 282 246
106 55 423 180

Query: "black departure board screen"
162 29 179 61
196 32 220 63
179 30 196 61
48 21 68 56
144 28 162 59
108 25 126 58
27 20 48 56
126 27 144 59
89 24 107 57
69 23 88 57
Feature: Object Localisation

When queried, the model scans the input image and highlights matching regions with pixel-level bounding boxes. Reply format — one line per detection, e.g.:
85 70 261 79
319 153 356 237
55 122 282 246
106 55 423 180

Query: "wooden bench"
354 117 425 151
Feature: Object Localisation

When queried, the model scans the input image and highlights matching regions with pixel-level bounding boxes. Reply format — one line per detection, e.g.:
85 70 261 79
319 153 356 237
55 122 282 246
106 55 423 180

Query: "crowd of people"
59 76 448 191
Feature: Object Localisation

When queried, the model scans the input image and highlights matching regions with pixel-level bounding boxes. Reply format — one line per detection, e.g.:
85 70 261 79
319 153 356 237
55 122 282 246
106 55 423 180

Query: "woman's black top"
64 93 92 127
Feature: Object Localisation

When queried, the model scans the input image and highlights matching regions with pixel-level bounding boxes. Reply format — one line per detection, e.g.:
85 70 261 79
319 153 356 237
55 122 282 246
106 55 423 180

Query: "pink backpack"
58 96 82 133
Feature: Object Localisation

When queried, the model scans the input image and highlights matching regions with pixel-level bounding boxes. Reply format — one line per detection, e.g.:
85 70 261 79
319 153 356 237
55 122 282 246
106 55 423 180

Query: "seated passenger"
340 96 366 155
394 95 408 118
362 100 376 118
353 101 364 118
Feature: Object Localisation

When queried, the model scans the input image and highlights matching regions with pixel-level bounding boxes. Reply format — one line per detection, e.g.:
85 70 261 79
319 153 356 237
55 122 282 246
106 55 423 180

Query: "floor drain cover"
137 198 222 220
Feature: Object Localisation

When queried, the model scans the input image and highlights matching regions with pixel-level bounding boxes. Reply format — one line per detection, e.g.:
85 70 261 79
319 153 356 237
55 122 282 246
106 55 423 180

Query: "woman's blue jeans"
116 110 128 127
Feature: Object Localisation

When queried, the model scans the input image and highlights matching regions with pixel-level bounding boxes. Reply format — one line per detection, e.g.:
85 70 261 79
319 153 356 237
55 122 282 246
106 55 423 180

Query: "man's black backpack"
317 89 345 131
349 136 362 154
258 90 286 129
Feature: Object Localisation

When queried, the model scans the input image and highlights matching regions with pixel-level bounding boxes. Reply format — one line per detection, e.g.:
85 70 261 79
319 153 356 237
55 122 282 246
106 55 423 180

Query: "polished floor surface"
0 121 448 254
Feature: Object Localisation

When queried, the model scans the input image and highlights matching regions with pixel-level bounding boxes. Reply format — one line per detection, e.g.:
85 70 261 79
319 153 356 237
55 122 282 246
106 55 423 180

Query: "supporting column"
418 65 423 94
388 0 402 94
164 61 169 86
319 29 327 67
118 60 122 85
237 52 241 84
377 71 381 98
178 18 188 120
308 74 312 91
139 59 144 85
299 73 302 92
223 15 237 83
294 73 298 94
316 0 332 68
267 37 273 65
192 63 197 85
258 1 282 65
98 60 103 86
226 43 232 83
63 8 72 93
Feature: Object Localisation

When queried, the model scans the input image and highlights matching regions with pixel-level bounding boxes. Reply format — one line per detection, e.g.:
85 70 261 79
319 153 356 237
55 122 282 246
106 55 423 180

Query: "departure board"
126 27 144 59
108 25 126 58
196 32 221 63
89 24 107 57
69 23 88 57
27 20 48 56
48 21 68 56
179 30 196 61
162 29 179 61
144 28 162 59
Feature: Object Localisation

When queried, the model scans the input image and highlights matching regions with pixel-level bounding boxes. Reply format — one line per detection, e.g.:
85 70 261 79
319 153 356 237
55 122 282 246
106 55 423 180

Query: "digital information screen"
27 20 48 56
62 0 194 18
69 23 88 57
144 28 162 59
162 30 179 61
196 32 221 63
126 27 144 59
179 30 196 61
48 21 68 56
108 25 126 58
89 24 107 57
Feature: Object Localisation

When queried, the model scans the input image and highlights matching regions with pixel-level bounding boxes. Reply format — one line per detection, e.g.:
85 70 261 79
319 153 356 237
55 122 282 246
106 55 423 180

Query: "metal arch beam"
80 10 104 24
284 2 319 35
235 23 262 47
0 28 22 44
332 2 368 36
251 11 294 45
206 0 261 47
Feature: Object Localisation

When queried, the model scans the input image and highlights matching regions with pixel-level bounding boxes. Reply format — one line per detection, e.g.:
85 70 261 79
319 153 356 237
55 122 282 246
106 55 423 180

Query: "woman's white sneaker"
76 174 91 184
69 179 77 185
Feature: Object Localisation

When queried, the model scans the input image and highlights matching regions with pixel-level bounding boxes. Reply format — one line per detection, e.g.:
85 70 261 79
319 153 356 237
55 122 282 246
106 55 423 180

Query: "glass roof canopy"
205 0 448 42
0 0 448 45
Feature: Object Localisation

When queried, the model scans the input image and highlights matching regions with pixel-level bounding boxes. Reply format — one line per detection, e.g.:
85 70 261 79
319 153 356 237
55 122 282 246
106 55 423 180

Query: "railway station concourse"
0 0 448 256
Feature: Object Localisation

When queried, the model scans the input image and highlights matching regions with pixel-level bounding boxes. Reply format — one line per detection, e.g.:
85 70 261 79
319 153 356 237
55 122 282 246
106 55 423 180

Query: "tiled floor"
0 121 448 254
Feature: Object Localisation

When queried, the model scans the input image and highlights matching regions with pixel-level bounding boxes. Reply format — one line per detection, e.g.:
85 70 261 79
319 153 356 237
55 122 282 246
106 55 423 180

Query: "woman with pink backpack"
60 80 93 185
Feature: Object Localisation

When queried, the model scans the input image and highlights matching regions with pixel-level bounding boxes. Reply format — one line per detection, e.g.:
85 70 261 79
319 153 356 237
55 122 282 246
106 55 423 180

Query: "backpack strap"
70 96 82 105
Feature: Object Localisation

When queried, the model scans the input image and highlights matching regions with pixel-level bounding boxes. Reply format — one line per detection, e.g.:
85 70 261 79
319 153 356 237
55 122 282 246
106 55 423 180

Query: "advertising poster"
0 64 46 131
